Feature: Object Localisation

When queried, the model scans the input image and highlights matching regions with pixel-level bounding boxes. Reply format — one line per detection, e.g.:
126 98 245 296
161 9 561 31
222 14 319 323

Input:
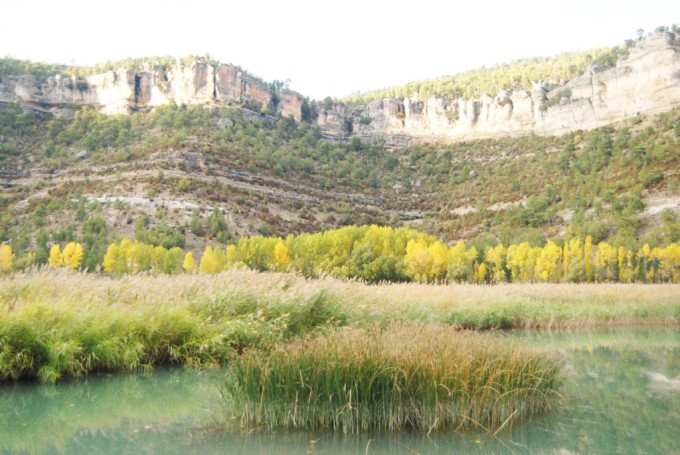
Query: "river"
1 327 678 454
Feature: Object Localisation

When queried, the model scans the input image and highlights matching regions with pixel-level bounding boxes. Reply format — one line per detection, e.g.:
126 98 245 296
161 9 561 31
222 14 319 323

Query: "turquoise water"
1 327 679 454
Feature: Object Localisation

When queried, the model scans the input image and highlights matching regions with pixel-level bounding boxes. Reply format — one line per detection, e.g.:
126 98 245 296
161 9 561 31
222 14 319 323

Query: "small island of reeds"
221 324 563 434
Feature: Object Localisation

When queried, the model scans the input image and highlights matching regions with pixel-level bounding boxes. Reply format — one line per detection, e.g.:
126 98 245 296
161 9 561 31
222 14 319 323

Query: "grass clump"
221 324 563 434
0 270 348 382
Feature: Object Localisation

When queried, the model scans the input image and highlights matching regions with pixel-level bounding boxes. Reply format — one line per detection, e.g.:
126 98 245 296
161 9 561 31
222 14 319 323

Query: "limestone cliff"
1 32 679 143
0 60 304 121
316 32 680 144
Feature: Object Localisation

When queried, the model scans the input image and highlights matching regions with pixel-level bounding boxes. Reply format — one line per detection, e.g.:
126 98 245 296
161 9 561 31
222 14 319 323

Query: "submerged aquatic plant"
221 324 564 434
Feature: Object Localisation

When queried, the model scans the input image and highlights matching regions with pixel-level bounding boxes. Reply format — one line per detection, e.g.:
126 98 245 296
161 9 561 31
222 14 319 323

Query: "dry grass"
3 268 678 318
0 268 678 381
221 324 564 434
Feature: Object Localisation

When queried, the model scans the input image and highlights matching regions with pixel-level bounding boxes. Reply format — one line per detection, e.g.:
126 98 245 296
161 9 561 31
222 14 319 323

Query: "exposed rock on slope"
0 61 304 121
317 32 680 144
1 32 679 142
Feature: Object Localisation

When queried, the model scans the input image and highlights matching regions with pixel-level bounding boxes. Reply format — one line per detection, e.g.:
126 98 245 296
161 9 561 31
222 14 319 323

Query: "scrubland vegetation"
1 100 679 269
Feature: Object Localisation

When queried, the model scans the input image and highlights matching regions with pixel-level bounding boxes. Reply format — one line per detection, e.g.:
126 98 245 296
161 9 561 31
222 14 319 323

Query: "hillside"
344 45 631 103
0 29 679 271
1 97 678 270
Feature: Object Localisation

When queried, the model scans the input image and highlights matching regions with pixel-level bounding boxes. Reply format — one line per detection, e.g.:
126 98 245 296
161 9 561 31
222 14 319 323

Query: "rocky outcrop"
0 60 304 121
316 32 680 144
1 32 678 143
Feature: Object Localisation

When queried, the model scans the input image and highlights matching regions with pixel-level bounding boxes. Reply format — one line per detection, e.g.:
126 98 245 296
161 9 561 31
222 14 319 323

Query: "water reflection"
1 327 678 454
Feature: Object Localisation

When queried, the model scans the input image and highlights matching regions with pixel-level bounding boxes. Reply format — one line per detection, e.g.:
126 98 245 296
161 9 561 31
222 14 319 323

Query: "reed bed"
0 268 678 382
0 270 346 382
220 324 564 434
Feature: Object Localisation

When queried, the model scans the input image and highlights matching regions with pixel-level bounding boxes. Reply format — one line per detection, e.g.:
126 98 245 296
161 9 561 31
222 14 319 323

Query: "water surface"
1 327 679 454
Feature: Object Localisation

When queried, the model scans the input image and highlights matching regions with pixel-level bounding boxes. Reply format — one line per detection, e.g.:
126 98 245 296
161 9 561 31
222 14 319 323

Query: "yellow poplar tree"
405 239 432 282
485 244 507 283
164 247 184 274
584 236 593 282
213 246 227 272
664 243 680 283
474 262 488 284
225 244 238 266
183 251 196 273
507 242 540 282
650 247 665 283
649 245 680 283
535 241 562 282
102 243 119 273
199 246 219 274
562 238 584 281
617 247 634 283
48 245 64 267
636 244 654 282
0 244 13 271
272 241 290 271
447 242 476 282
428 241 449 281
62 242 84 270
118 239 135 274
594 242 617 281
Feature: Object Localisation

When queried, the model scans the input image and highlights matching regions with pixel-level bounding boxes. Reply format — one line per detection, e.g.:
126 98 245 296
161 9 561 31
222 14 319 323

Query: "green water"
1 327 679 454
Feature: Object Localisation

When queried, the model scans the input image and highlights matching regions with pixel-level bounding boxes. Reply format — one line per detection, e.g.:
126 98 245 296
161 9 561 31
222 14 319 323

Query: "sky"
1 0 678 99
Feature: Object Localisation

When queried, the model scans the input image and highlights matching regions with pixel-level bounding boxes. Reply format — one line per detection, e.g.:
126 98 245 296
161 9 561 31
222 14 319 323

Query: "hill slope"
1 29 679 270
1 98 679 270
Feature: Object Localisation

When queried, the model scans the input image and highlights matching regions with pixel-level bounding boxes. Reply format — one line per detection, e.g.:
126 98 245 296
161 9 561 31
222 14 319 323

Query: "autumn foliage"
39 226 679 283
188 226 680 284
0 244 13 271
47 242 84 270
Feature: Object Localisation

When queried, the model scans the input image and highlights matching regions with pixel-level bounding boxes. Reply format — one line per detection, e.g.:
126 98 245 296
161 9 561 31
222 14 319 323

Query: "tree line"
2 226 678 283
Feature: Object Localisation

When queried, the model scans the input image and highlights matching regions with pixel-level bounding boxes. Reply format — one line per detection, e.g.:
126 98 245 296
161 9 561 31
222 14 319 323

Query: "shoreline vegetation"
1 269 678 433
1 269 678 383
221 325 564 434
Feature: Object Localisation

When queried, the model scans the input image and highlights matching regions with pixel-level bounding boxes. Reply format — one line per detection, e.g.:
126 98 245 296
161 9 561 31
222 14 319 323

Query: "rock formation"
0 60 304 121
316 31 680 144
1 32 679 143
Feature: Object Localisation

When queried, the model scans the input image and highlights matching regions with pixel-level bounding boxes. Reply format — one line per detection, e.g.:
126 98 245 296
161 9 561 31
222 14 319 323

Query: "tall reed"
1 269 678 382
221 324 564 434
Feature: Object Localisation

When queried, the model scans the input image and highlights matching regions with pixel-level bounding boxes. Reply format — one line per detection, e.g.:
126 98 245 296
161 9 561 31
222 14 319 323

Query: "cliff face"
1 32 679 142
317 32 680 144
0 61 304 121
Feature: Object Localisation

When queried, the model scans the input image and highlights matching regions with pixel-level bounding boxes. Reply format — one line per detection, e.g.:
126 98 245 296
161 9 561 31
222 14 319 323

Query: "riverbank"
3 327 679 454
1 269 679 382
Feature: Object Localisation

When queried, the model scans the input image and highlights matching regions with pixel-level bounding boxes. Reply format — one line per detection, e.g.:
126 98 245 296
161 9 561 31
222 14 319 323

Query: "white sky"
1 0 677 99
